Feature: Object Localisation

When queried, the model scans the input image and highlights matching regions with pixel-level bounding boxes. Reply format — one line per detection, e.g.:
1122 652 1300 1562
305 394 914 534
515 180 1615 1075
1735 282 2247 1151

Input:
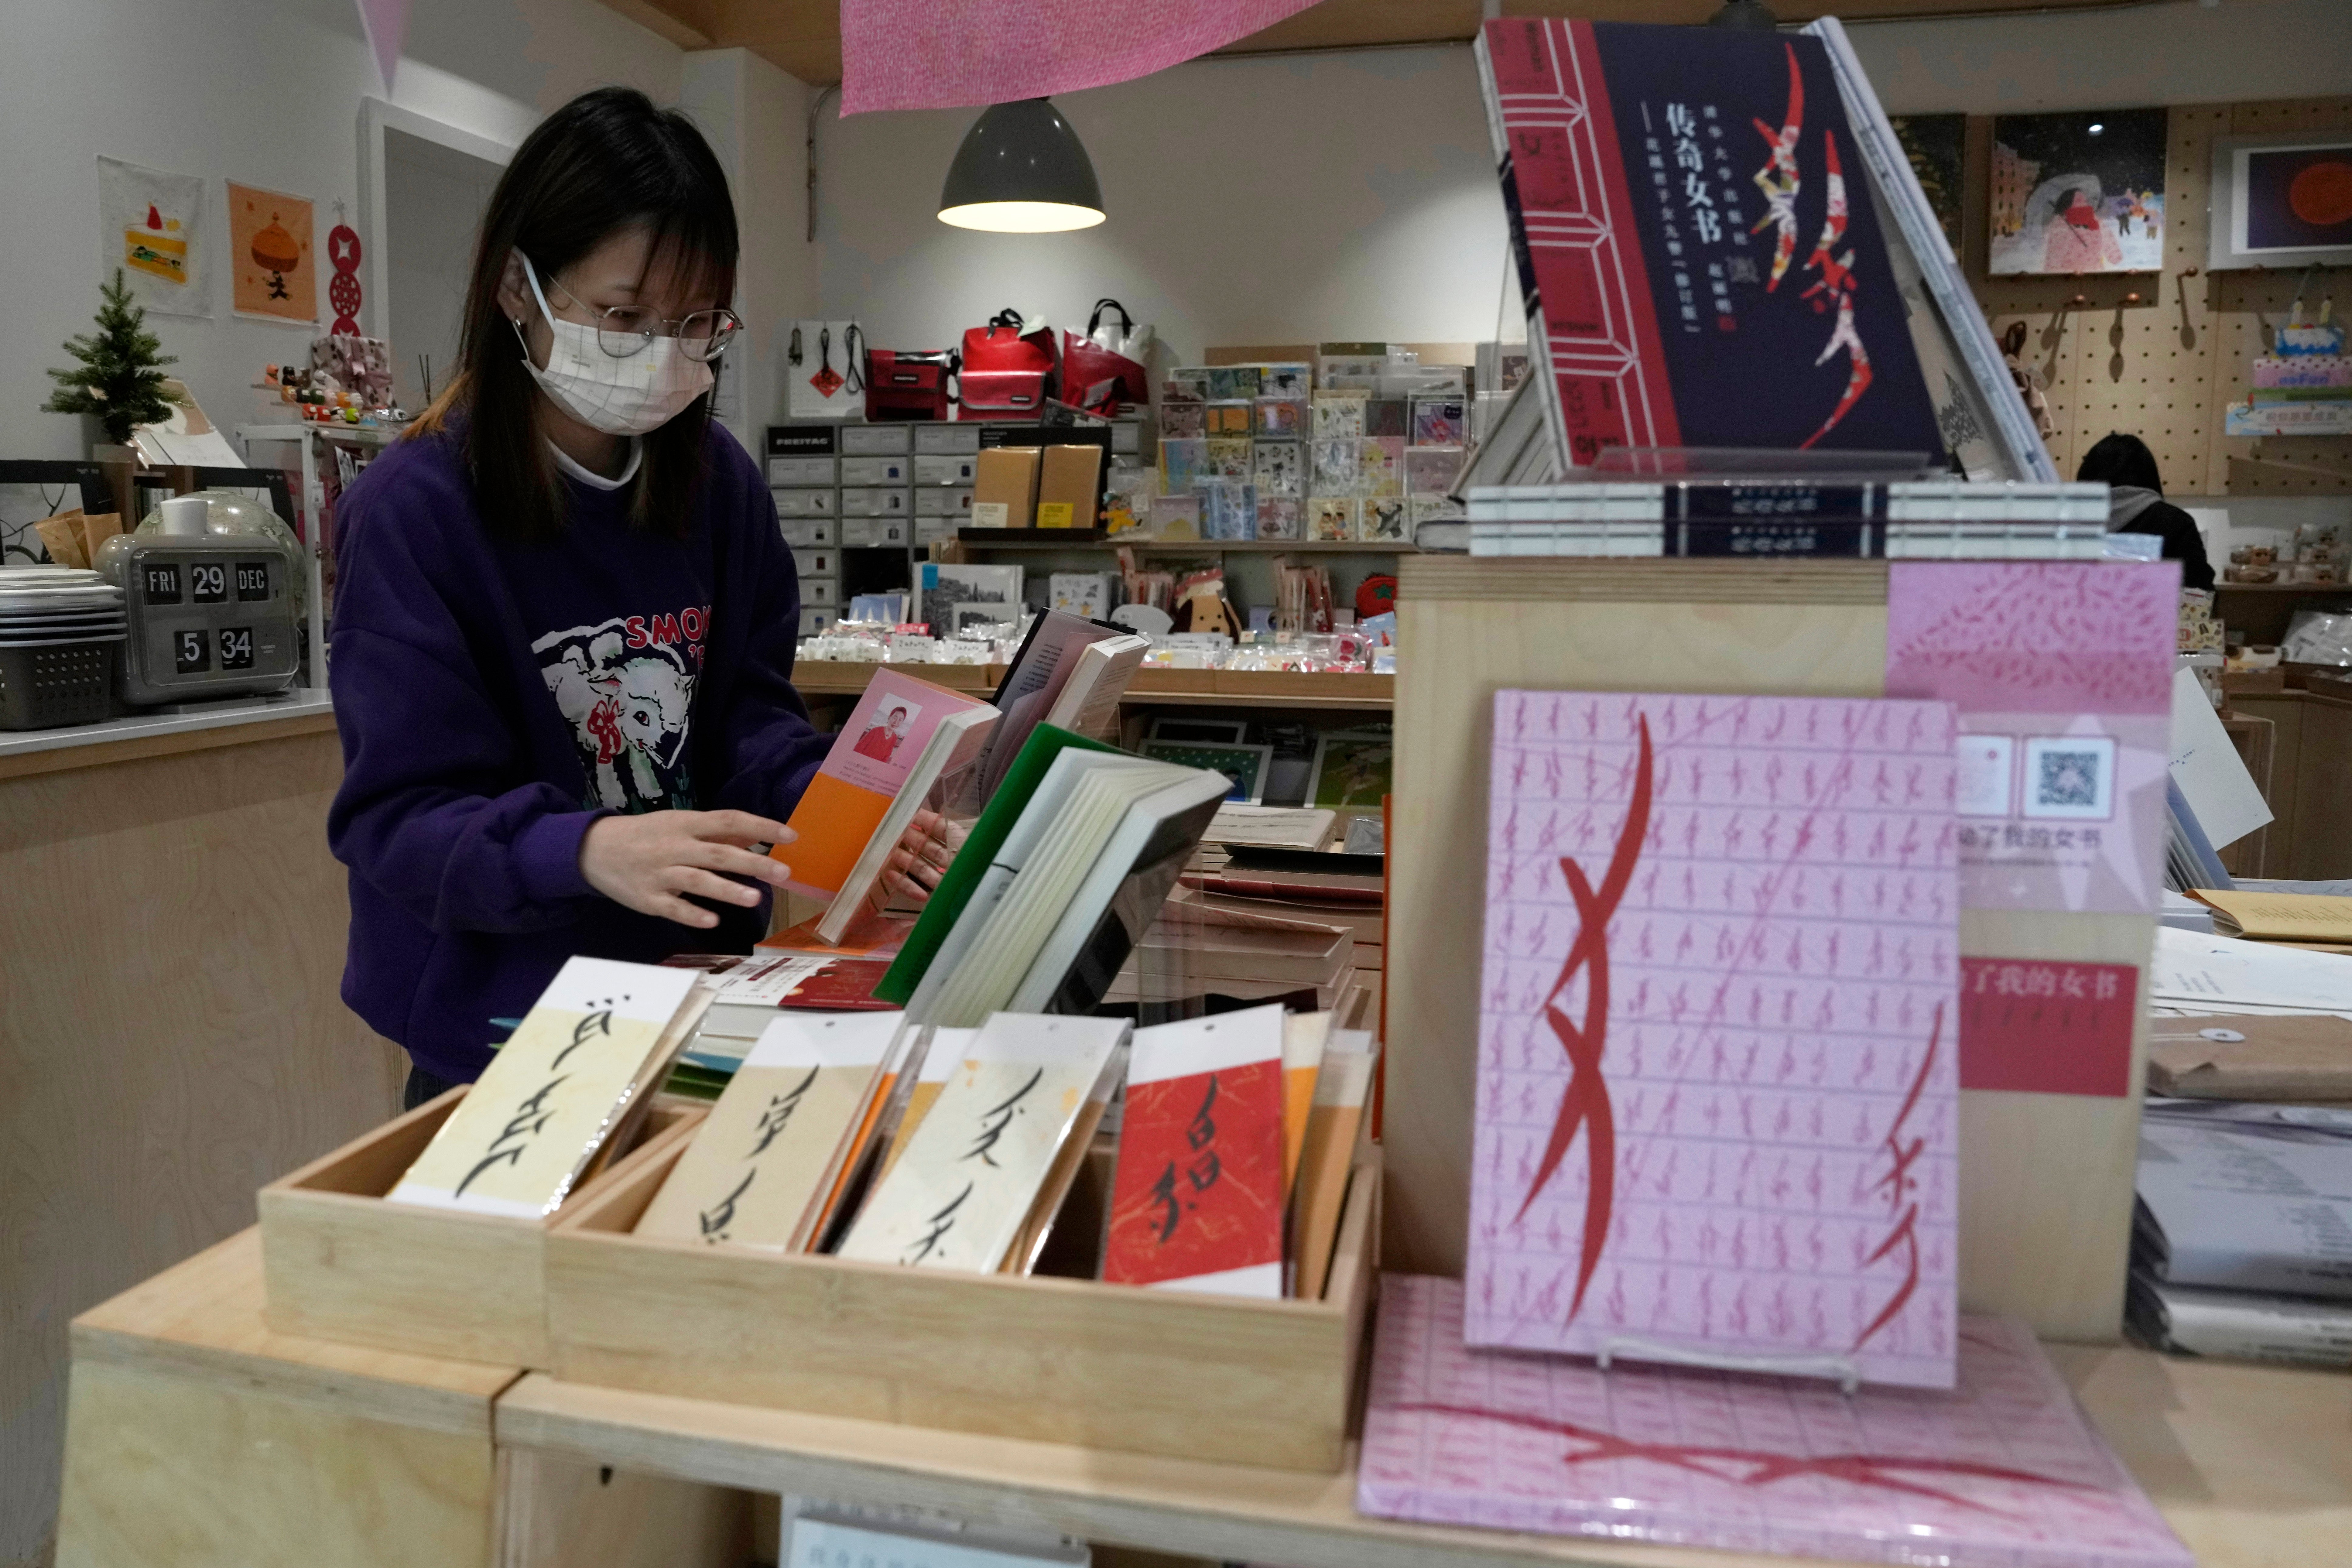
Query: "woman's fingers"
667 867 764 908
647 893 721 929
700 810 791 847
685 839 793 886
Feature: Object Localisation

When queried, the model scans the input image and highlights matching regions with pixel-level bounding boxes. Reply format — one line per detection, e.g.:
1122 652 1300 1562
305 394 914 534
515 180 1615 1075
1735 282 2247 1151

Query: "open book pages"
839 1014 1129 1273
1102 1005 1287 1296
635 1011 905 1251
815 702 1000 946
974 610 1129 806
2186 889 2352 945
910 753 1183 1026
1040 632 1150 739
389 958 704 1218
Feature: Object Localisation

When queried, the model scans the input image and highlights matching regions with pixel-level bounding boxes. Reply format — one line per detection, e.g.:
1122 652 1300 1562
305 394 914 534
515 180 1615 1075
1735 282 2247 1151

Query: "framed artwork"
1140 740 1271 804
2209 132 2352 270
228 181 316 323
1988 108 2167 276
1308 731 1393 812
1891 114 1966 251
1148 717 1246 744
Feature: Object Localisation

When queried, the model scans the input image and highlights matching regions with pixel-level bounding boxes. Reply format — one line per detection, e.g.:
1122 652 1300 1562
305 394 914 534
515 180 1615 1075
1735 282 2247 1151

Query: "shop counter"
54 1224 2352 1568
5 691 404 1561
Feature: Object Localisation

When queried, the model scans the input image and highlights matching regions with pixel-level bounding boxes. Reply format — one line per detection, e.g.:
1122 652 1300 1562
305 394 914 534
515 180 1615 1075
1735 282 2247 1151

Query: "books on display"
635 1011 905 1250
2185 889 2352 945
1101 1006 1287 1297
876 1025 978 1182
814 702 999 945
871 724 1121 1008
773 669 994 907
839 1014 1128 1273
2134 1101 2352 1300
388 958 705 1218
1290 1029 1376 1300
1038 631 1149 740
976 610 1133 803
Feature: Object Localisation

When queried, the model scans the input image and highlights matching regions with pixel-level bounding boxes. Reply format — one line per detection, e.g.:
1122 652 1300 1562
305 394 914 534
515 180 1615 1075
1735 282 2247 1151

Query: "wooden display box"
258 1090 706 1367
543 1140 1383 1473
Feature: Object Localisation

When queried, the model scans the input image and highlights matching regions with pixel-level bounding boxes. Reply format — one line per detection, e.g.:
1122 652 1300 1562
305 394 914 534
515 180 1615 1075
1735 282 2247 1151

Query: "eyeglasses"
535 261 742 363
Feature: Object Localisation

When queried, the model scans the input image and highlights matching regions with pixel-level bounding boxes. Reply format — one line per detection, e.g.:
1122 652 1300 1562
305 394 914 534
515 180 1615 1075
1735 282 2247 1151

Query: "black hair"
409 86 738 541
2077 432 2164 494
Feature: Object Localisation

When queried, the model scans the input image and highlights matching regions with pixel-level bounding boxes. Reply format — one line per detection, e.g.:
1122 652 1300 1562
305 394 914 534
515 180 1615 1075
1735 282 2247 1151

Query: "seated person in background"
2076 432 2217 591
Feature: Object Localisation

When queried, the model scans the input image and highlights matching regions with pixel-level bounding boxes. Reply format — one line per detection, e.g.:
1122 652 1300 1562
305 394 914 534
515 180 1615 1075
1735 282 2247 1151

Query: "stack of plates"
0 566 128 648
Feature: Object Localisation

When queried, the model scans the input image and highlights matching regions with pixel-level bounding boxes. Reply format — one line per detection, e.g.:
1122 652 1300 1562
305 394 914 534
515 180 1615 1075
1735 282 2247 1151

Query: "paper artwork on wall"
228 182 316 324
96 156 209 319
1890 114 1966 252
1987 108 2168 276
2209 132 2352 271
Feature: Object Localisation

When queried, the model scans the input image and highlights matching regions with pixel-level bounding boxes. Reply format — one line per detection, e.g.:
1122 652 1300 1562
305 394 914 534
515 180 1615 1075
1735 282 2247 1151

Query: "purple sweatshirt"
327 422 830 1083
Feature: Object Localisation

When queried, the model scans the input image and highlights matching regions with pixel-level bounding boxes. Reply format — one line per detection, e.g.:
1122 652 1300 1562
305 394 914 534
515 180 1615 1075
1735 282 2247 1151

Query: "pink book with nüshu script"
1358 1273 2192 1568
1469 691 1961 1388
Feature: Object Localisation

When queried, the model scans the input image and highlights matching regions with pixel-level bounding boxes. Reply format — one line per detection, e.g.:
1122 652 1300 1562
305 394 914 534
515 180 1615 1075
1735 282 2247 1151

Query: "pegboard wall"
1963 96 2352 495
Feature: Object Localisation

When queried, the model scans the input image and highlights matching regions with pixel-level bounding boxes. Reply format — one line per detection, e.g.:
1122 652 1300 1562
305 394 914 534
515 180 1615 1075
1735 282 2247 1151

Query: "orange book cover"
772 670 987 902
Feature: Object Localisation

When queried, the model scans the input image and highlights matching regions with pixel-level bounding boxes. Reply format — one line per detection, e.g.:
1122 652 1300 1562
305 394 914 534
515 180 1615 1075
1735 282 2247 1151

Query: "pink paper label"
1887 563 2176 916
1360 1274 2194 1568
1470 692 1961 1389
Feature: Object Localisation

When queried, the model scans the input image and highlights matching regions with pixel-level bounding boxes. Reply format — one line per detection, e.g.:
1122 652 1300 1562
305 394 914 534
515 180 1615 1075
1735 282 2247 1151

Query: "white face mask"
512 254 714 437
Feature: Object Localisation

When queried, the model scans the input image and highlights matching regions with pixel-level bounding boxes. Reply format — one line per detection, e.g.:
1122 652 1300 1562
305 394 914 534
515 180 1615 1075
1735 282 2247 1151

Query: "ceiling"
600 0 2152 91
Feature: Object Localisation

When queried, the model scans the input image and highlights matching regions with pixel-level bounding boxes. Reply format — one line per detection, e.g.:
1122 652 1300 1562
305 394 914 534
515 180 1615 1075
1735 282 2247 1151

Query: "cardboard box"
1037 443 1103 530
972 446 1041 529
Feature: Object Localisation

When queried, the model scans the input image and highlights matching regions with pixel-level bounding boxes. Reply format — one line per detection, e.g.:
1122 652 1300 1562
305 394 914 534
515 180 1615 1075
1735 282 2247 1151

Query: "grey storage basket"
0 638 121 730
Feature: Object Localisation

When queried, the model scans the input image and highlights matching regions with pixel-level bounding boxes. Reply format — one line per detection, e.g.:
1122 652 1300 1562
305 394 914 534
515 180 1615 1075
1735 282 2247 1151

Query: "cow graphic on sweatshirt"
532 608 708 812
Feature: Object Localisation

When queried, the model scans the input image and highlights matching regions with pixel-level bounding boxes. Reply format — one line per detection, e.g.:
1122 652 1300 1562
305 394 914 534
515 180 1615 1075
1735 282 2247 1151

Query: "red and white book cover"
1102 1005 1287 1296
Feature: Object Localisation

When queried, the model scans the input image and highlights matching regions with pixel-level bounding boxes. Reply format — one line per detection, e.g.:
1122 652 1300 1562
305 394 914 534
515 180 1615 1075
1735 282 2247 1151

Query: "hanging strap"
844 324 866 394
1086 298 1133 340
787 324 803 365
987 307 1025 333
817 326 833 378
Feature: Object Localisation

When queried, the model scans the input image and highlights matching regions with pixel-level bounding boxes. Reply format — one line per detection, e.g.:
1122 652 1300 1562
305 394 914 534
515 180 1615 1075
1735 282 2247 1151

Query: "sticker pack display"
1256 497 1303 540
1360 437 1405 498
1199 479 1257 541
1358 1274 2193 1568
1313 439 1360 495
1253 439 1303 497
1205 401 1254 437
1470 690 1963 1390
1314 393 1368 438
1405 445 1464 495
1361 497 1409 542
1206 437 1253 480
1255 397 1306 437
1310 497 1359 540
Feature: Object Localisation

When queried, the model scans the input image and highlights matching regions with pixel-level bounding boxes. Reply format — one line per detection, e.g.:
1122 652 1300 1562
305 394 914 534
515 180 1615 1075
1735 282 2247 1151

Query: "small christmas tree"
43 268 178 446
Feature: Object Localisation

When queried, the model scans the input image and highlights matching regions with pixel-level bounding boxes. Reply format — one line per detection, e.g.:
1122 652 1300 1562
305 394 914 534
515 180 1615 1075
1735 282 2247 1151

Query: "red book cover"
1102 1010 1286 1295
771 957 899 1012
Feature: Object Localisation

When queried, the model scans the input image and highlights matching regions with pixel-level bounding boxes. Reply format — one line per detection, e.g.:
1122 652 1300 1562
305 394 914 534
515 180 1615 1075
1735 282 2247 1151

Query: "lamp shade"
938 98 1105 232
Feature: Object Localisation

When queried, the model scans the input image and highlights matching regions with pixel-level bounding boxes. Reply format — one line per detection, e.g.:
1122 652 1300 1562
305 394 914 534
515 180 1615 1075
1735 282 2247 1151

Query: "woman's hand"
881 808 960 906
579 810 796 929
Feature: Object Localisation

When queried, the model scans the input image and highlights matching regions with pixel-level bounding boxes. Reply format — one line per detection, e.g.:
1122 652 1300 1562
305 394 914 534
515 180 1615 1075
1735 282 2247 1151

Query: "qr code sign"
2021 735 2115 820
2036 749 2102 807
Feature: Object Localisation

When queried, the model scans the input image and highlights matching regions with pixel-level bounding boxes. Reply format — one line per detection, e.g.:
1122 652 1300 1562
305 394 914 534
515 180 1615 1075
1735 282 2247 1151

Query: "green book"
872 723 1120 1005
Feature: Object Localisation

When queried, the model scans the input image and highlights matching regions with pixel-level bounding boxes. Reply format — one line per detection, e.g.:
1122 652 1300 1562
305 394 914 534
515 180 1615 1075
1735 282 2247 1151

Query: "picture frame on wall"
1307 731 1394 813
1987 108 2168 276
2208 132 2352 271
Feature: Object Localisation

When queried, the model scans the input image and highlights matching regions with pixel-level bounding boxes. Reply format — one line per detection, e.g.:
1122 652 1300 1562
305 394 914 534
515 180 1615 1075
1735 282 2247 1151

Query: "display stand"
1384 556 2155 1343
237 422 400 688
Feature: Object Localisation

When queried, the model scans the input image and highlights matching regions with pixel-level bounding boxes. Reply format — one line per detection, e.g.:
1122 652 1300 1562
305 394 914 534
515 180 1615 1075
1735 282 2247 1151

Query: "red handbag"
1059 299 1149 414
865 349 956 422
957 308 1055 421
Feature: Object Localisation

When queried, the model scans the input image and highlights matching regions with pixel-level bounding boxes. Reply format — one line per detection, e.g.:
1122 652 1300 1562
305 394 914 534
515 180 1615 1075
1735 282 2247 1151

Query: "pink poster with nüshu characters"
1469 691 1960 1389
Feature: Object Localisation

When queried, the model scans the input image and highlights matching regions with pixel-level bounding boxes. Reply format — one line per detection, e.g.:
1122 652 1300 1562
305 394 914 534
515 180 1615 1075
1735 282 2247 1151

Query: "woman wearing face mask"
328 88 947 1107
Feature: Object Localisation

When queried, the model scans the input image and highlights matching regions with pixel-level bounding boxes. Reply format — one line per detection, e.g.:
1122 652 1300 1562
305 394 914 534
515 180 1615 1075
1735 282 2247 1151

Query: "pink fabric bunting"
840 0 1323 115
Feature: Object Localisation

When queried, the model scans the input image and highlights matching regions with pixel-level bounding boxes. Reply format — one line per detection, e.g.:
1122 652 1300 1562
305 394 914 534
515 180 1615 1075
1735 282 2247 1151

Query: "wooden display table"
789 660 1394 712
56 1226 2352 1568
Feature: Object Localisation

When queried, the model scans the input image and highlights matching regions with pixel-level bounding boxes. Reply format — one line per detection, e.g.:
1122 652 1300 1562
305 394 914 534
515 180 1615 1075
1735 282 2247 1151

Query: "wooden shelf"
2212 582 2352 594
495 1331 2352 1568
789 661 1393 711
955 534 1416 555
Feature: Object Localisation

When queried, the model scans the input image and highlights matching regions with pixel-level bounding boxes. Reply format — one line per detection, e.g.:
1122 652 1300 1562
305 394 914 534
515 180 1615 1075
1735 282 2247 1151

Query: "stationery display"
1289 1029 1377 1300
1470 690 1961 1388
2133 1100 2352 1301
839 1014 1127 1272
1101 1006 1288 1296
388 958 705 1218
636 1012 906 1250
1357 1274 2193 1568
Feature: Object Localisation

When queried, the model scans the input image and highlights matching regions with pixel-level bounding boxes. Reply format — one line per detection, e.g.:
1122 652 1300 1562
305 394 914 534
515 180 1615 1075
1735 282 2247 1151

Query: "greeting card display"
1470 691 1961 1389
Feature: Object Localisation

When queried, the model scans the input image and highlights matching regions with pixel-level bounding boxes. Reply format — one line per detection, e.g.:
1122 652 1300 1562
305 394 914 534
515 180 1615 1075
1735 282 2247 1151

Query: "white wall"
0 0 682 464
1849 0 2352 115
812 46 1518 361
682 47 818 450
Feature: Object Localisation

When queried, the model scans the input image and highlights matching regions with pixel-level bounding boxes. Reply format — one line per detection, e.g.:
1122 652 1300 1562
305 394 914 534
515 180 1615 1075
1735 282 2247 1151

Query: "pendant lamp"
938 98 1105 232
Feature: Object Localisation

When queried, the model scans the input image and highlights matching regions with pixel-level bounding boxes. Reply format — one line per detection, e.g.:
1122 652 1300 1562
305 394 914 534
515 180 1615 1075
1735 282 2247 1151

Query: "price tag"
174 628 210 674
